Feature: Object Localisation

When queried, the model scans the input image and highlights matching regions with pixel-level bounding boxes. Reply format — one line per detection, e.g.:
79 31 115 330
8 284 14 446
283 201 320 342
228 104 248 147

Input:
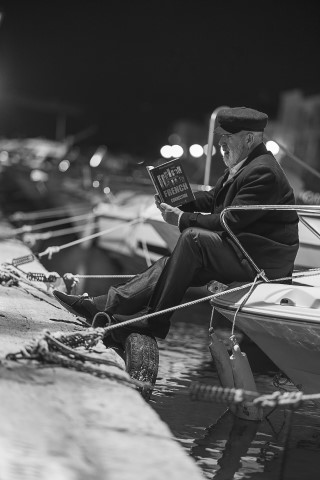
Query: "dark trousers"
94 228 286 338
95 227 255 338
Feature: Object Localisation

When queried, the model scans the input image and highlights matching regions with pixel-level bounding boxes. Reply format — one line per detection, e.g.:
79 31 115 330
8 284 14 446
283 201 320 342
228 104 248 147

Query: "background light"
89 146 107 167
58 159 70 172
203 144 216 156
93 180 100 188
189 144 204 158
266 140 280 155
171 144 184 158
168 133 181 144
160 145 172 158
30 169 49 182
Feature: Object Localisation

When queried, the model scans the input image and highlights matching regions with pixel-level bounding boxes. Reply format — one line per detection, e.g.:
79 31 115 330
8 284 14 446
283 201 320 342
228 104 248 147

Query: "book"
146 158 195 207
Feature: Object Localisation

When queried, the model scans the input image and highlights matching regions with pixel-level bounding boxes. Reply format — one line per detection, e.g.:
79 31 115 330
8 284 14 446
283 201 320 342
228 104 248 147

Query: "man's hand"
154 195 181 226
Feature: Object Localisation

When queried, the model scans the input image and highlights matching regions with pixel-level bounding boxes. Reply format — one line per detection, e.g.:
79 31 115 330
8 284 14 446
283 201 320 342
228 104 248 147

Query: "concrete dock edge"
0 224 204 480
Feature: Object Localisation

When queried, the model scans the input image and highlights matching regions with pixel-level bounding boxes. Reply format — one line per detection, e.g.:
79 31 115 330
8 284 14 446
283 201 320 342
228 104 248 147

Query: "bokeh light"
58 159 70 172
171 145 184 158
189 144 204 158
266 140 280 155
160 145 172 159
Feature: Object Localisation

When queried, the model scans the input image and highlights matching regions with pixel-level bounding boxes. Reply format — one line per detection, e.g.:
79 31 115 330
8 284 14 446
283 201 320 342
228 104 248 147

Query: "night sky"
0 0 319 157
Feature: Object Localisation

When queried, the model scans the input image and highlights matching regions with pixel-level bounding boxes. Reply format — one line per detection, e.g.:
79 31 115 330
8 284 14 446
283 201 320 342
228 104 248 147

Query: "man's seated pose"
54 106 299 343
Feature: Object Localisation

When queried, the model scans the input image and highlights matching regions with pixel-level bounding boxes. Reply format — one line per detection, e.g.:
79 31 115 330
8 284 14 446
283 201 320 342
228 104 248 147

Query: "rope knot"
41 246 61 260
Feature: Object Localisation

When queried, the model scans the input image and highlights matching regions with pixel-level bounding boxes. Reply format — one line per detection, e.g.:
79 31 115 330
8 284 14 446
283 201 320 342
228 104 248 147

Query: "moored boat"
210 205 320 394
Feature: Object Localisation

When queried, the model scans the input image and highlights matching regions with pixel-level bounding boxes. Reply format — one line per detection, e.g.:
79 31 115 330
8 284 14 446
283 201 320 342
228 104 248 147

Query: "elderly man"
54 107 299 342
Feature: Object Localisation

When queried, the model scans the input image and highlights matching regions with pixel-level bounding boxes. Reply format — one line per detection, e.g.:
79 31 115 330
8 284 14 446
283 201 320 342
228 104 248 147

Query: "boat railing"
220 204 320 282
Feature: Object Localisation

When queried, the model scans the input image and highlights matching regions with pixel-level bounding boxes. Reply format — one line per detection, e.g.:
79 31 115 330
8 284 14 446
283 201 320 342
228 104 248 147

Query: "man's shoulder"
243 152 280 174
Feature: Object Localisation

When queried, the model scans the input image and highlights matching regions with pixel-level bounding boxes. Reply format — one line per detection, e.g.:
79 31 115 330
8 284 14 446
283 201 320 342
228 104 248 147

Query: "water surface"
150 300 320 480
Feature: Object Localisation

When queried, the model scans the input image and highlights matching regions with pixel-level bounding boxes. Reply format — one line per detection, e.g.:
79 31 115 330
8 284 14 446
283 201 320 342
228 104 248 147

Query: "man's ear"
247 132 254 148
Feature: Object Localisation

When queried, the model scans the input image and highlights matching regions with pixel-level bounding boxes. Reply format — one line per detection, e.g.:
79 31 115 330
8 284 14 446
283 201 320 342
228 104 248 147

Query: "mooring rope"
6 329 151 391
231 271 265 335
188 382 319 408
23 222 96 242
9 205 90 222
99 267 320 335
9 212 94 236
37 217 145 260
2 263 320 330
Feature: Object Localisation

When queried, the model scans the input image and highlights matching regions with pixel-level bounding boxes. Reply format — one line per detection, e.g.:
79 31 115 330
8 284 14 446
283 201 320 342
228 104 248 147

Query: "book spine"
146 166 164 203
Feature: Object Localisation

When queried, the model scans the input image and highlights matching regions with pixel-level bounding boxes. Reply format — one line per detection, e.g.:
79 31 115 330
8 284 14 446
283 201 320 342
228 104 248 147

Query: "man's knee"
179 228 222 248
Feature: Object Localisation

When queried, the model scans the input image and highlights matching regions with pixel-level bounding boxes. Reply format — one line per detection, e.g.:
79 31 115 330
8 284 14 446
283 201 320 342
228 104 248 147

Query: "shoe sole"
53 291 87 319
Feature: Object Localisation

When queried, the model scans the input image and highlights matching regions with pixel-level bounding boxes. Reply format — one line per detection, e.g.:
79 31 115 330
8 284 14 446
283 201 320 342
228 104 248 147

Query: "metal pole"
203 105 229 186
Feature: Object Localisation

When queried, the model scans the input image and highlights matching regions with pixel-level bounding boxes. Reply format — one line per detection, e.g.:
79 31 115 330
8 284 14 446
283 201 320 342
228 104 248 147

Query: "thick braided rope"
103 268 320 333
189 382 318 408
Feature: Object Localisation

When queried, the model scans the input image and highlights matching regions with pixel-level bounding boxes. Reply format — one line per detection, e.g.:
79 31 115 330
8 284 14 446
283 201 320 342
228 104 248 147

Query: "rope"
231 272 264 335
6 329 150 391
10 212 94 236
23 222 95 242
69 274 135 279
1 267 56 296
2 262 320 331
38 217 144 259
101 284 263 334
9 205 90 222
189 382 318 408
102 267 320 335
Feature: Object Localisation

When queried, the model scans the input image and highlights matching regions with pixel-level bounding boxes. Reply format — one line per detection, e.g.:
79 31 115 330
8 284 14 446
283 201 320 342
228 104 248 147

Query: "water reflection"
151 301 320 479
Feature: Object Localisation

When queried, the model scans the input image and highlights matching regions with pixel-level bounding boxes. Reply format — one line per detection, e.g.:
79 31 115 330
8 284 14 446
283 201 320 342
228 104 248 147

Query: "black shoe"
53 290 99 322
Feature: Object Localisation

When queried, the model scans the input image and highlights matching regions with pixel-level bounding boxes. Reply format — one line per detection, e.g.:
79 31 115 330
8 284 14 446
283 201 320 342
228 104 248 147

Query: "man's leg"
95 256 168 314
53 256 168 323
137 228 255 338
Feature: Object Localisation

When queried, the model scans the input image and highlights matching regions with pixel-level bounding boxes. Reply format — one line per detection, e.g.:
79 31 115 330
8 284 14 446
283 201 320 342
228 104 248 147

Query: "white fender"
230 341 263 421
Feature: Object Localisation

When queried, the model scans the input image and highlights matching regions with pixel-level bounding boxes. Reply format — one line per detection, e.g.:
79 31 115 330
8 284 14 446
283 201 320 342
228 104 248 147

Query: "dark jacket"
179 143 299 273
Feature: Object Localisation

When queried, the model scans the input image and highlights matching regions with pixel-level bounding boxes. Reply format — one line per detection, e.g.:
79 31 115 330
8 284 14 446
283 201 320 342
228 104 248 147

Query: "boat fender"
208 328 235 389
230 337 263 421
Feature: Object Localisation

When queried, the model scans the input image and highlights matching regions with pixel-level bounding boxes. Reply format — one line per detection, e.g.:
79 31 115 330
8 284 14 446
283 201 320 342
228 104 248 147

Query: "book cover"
147 158 195 207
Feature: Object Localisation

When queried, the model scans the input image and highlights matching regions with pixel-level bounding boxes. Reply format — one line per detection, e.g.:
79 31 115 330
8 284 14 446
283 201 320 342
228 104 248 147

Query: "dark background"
0 0 319 157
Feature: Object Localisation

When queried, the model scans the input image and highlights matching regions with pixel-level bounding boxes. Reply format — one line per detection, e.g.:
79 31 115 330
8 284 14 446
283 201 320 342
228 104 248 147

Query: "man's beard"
221 144 245 168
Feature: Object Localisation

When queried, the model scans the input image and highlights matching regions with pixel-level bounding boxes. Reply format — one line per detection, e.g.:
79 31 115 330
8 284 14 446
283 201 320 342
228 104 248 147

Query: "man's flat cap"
214 106 268 135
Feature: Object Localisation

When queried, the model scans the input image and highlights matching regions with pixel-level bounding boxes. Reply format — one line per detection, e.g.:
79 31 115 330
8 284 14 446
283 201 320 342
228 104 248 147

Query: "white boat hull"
212 278 320 394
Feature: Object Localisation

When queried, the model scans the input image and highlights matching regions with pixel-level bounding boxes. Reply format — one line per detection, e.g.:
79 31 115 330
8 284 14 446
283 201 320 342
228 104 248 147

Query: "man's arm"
179 166 281 233
179 189 215 213
154 190 215 227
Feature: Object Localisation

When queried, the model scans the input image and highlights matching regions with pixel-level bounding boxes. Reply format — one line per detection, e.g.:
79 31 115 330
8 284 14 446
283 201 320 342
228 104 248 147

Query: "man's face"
218 131 248 169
